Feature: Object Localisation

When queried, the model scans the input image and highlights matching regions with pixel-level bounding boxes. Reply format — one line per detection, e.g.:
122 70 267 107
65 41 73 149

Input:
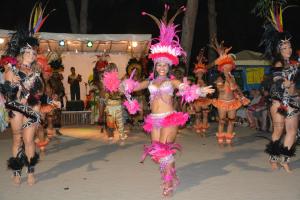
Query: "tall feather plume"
29 0 56 34
142 5 185 45
253 0 297 60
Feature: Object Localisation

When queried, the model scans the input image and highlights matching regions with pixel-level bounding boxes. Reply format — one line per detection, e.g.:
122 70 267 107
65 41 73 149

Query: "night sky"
0 0 299 62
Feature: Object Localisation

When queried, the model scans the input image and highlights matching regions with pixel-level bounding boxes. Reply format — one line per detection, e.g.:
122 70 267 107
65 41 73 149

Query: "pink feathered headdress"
142 4 186 66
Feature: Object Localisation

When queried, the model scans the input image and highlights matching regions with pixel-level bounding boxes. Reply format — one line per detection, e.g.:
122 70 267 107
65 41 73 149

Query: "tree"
180 0 199 74
207 0 217 63
65 0 89 33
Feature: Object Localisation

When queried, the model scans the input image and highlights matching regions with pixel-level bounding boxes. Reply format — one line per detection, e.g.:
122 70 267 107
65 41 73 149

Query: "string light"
0 38 5 44
132 41 138 48
59 40 65 46
87 41 93 47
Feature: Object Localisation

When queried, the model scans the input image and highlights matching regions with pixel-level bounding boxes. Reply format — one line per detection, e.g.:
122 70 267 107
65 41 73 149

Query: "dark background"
0 0 299 64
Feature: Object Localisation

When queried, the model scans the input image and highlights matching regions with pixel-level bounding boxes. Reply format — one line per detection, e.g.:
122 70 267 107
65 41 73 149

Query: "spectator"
68 67 82 100
246 89 267 131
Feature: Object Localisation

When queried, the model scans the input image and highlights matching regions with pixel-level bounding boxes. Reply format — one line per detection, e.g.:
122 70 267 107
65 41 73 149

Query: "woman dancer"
0 2 51 185
122 5 214 197
256 2 300 172
211 38 249 145
193 49 211 136
1 31 43 185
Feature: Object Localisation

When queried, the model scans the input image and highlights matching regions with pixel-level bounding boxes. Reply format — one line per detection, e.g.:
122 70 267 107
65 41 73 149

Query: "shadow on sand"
36 140 144 182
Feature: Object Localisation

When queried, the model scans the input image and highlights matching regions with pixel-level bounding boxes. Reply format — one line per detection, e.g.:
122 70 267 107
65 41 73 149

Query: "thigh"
10 111 24 133
23 125 37 144
160 126 178 144
270 102 284 122
227 110 236 119
218 109 227 119
285 114 299 136
151 128 161 142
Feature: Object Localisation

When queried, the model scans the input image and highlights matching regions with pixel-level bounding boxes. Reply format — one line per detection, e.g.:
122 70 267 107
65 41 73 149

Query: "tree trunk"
208 0 217 63
80 0 89 33
180 0 199 74
65 0 79 33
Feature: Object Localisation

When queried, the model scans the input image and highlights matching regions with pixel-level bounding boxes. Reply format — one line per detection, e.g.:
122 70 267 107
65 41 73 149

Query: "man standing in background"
68 67 82 100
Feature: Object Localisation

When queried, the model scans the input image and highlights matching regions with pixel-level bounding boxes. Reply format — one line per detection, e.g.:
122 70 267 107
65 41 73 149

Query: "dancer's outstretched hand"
202 85 215 94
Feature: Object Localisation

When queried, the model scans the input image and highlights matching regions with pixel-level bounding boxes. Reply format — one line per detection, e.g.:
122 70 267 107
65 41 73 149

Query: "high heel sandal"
268 155 279 170
280 156 292 173
12 170 22 186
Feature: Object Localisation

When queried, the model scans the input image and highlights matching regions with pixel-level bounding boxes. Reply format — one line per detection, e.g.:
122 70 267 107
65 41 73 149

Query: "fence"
61 111 93 126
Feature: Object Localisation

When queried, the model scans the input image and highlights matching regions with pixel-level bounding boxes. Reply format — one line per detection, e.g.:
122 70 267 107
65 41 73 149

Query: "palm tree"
207 0 217 62
65 0 89 33
180 0 199 74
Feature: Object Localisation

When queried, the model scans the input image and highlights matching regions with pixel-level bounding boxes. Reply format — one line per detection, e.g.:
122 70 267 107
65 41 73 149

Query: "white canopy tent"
235 50 271 66
0 29 151 100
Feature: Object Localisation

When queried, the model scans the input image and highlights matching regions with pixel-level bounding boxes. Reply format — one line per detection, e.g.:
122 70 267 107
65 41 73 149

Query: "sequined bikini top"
148 80 174 102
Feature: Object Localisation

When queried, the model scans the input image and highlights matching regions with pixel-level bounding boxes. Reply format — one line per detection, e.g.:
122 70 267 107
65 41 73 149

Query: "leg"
8 111 24 185
201 107 210 132
76 87 80 100
98 99 105 125
115 105 126 140
216 109 227 144
194 111 202 133
260 110 268 131
70 88 75 101
46 113 55 139
280 114 299 172
226 110 237 145
23 124 39 185
159 126 179 197
22 105 40 185
246 109 256 128
266 102 285 170
36 124 49 152
105 106 115 139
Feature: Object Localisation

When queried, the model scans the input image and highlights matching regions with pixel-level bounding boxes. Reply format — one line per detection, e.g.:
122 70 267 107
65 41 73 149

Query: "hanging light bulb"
59 40 65 46
132 41 138 48
87 41 93 47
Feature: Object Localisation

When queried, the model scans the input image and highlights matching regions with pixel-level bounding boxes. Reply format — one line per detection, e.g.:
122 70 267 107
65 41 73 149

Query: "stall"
0 29 151 100
234 50 271 91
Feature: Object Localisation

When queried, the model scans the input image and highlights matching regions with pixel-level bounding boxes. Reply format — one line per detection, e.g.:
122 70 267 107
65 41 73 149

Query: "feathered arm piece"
122 69 140 94
121 69 141 114
29 0 56 34
176 77 211 103
0 56 17 67
103 71 121 93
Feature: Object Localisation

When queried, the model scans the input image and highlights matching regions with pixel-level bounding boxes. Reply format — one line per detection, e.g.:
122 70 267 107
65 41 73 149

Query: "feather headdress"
4 1 54 58
254 0 294 60
193 48 208 74
142 4 186 66
29 0 56 35
210 37 235 72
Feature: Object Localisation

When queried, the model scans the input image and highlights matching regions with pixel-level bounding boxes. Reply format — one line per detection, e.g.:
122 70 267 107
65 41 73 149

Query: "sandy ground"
1 123 300 200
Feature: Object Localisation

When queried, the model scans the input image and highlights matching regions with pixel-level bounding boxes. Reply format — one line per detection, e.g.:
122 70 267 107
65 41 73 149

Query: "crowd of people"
0 1 299 198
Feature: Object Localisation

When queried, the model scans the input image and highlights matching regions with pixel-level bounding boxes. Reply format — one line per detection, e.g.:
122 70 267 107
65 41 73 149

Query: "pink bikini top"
148 80 174 102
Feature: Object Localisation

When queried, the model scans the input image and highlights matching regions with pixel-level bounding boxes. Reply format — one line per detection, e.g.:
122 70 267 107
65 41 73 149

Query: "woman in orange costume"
211 38 249 145
193 49 211 135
